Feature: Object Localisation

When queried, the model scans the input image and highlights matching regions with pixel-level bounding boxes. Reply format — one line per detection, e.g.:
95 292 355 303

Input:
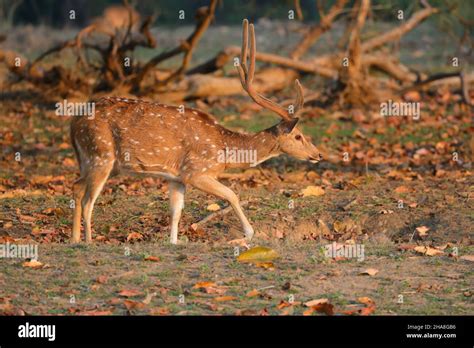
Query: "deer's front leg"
189 176 254 240
168 181 186 244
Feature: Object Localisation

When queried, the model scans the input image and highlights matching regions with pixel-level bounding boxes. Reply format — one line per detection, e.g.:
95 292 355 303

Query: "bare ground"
0 142 473 315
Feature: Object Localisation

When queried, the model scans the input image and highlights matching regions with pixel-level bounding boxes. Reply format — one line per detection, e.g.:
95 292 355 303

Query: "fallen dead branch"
1 0 469 109
291 0 348 59
189 46 338 78
188 1 444 107
361 6 438 53
363 55 417 83
460 71 473 106
182 67 298 99
400 71 474 106
132 0 218 91
337 0 372 106
1 0 217 95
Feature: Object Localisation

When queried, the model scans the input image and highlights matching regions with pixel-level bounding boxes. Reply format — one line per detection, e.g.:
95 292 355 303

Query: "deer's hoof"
244 227 254 241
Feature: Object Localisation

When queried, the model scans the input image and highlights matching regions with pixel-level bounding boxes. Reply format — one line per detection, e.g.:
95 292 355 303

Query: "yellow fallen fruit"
237 246 279 262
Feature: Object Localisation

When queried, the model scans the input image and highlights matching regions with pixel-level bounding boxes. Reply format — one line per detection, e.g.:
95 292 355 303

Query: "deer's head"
237 19 322 164
270 119 322 163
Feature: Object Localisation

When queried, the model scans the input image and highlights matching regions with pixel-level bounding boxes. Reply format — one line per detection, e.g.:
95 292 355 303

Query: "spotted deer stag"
70 19 322 244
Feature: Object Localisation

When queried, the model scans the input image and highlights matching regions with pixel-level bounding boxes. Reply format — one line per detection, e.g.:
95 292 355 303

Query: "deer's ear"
277 118 299 134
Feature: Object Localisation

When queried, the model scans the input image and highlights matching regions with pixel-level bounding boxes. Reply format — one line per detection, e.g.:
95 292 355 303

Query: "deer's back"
71 97 228 180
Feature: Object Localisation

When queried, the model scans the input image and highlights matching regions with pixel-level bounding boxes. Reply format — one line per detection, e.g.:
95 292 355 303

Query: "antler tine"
293 79 304 114
241 19 248 74
237 20 248 89
237 19 304 121
248 23 256 84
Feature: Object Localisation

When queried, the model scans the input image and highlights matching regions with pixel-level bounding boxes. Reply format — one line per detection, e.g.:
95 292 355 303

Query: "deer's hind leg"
81 162 114 243
168 181 186 245
71 177 86 243
189 175 254 241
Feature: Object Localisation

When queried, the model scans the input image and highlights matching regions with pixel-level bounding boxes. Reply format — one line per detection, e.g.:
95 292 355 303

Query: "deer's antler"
236 19 304 121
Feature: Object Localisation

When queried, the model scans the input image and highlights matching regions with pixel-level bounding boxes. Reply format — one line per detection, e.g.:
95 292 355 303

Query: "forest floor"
0 90 472 315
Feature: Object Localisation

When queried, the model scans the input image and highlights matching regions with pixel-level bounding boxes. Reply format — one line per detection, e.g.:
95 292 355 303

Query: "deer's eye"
295 135 302 141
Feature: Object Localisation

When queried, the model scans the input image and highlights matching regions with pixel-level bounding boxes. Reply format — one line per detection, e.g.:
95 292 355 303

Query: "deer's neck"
221 130 280 169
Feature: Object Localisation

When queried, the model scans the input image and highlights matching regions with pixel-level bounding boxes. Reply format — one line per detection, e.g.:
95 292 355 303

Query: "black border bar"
0 315 471 346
